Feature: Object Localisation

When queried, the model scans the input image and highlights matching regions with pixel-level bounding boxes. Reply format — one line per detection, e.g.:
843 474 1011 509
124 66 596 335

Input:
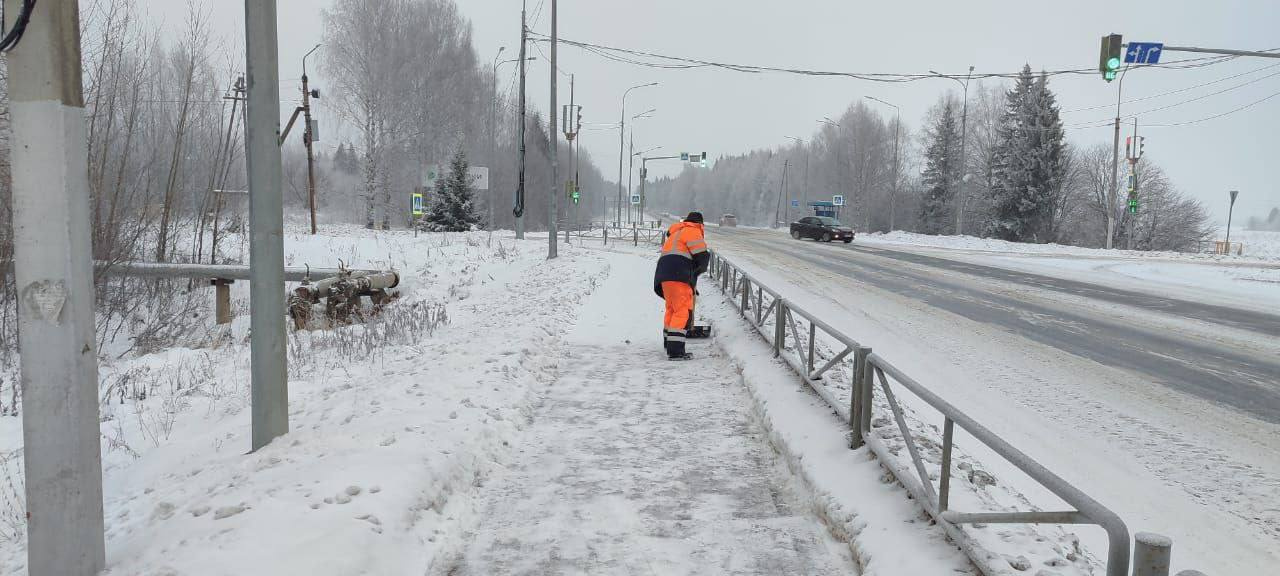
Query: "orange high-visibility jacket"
653 220 709 296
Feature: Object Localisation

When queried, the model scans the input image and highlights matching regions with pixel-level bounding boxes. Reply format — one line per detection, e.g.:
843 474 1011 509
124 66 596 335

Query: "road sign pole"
7 1 107 572
1226 190 1239 247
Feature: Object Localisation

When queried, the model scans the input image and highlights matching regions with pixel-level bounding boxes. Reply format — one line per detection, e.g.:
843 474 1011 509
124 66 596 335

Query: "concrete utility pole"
562 73 576 244
515 1 528 239
245 0 288 450
490 46 505 230
547 0 559 259
6 0 106 572
302 44 321 235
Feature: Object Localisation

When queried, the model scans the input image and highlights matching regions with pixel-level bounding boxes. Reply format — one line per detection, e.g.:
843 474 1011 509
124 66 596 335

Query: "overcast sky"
147 0 1280 224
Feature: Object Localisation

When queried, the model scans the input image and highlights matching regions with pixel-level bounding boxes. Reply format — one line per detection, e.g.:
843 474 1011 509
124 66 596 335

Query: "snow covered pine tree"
425 147 482 232
919 99 962 235
987 65 1066 243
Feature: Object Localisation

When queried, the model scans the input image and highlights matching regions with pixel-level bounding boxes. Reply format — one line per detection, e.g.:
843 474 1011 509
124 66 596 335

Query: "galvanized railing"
708 251 1201 576
568 221 665 246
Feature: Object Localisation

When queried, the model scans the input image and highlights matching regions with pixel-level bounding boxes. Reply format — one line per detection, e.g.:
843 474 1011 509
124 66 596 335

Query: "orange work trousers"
661 281 694 334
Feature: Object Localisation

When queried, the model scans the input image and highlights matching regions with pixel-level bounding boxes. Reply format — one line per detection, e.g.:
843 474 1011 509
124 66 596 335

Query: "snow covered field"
2 226 614 574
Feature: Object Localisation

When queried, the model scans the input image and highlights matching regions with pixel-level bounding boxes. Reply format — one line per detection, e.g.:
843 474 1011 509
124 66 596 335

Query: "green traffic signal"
1099 33 1123 83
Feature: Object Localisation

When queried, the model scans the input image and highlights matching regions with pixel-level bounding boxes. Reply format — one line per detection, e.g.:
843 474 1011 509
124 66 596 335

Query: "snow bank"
860 229 1280 263
0 226 612 575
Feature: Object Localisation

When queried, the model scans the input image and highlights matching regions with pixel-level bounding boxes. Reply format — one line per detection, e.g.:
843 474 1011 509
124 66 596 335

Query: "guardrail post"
1132 533 1172 576
858 351 874 442
806 322 816 376
939 417 954 511
773 301 786 356
850 346 871 448
213 278 234 325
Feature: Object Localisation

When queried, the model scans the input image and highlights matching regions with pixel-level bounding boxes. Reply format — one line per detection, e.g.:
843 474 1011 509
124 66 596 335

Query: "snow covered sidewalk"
449 251 855 575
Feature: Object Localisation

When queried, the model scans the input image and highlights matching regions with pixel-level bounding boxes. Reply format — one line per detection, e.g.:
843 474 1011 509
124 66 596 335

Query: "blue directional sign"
791 199 799 208
1124 42 1164 64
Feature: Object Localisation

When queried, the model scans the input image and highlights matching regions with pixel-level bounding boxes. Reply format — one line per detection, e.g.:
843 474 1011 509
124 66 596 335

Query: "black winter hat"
685 211 704 224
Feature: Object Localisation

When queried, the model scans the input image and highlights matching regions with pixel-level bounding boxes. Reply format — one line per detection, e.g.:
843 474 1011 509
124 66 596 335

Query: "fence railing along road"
707 251 1206 576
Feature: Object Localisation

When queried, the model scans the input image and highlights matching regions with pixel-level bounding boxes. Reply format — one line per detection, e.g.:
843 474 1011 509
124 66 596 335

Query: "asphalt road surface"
712 226 1280 423
706 225 1280 570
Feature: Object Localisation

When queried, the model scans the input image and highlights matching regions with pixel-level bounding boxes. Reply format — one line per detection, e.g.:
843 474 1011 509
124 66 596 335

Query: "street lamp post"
627 108 656 223
786 136 808 222
618 82 657 226
818 117 849 219
930 66 974 235
865 96 901 231
491 53 535 230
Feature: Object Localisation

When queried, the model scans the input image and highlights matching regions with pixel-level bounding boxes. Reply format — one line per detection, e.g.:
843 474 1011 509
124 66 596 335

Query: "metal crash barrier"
707 251 1205 576
567 221 665 246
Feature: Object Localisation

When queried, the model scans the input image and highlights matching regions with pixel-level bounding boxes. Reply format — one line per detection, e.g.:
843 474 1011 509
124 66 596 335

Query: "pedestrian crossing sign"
412 192 424 216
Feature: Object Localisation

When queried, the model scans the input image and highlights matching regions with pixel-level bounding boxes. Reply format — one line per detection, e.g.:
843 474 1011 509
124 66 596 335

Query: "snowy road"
450 253 856 575
706 226 1280 574
718 227 1280 422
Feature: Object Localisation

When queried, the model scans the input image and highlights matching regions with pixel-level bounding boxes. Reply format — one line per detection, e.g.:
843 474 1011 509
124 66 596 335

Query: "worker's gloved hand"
695 289 700 296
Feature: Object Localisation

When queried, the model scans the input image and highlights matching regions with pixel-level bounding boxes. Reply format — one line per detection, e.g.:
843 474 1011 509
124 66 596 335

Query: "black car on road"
790 216 854 243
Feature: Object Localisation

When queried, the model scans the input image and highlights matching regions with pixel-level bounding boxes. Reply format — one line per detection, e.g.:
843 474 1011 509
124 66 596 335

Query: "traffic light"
700 151 708 168
1127 197 1138 214
1099 34 1123 82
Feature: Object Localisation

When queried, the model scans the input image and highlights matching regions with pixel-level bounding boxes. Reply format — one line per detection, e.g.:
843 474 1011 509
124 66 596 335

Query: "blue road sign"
791 199 799 208
1124 42 1164 64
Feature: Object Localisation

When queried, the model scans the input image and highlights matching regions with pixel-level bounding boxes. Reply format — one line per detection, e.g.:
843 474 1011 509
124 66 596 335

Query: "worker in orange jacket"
653 212 709 360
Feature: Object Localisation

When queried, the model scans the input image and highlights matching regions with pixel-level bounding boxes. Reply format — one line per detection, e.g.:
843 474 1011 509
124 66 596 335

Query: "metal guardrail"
707 251 1202 576
567 222 665 246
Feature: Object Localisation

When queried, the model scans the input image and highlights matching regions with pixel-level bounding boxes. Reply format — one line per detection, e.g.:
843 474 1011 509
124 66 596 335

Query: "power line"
528 32 1245 84
1064 68 1280 127
1062 60 1280 113
1143 89 1280 127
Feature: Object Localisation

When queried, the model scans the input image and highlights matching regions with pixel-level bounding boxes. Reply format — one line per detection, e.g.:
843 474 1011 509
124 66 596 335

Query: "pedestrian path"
450 252 856 575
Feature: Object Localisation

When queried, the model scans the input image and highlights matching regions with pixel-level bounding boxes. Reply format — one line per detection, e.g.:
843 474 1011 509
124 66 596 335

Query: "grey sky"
148 0 1280 224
